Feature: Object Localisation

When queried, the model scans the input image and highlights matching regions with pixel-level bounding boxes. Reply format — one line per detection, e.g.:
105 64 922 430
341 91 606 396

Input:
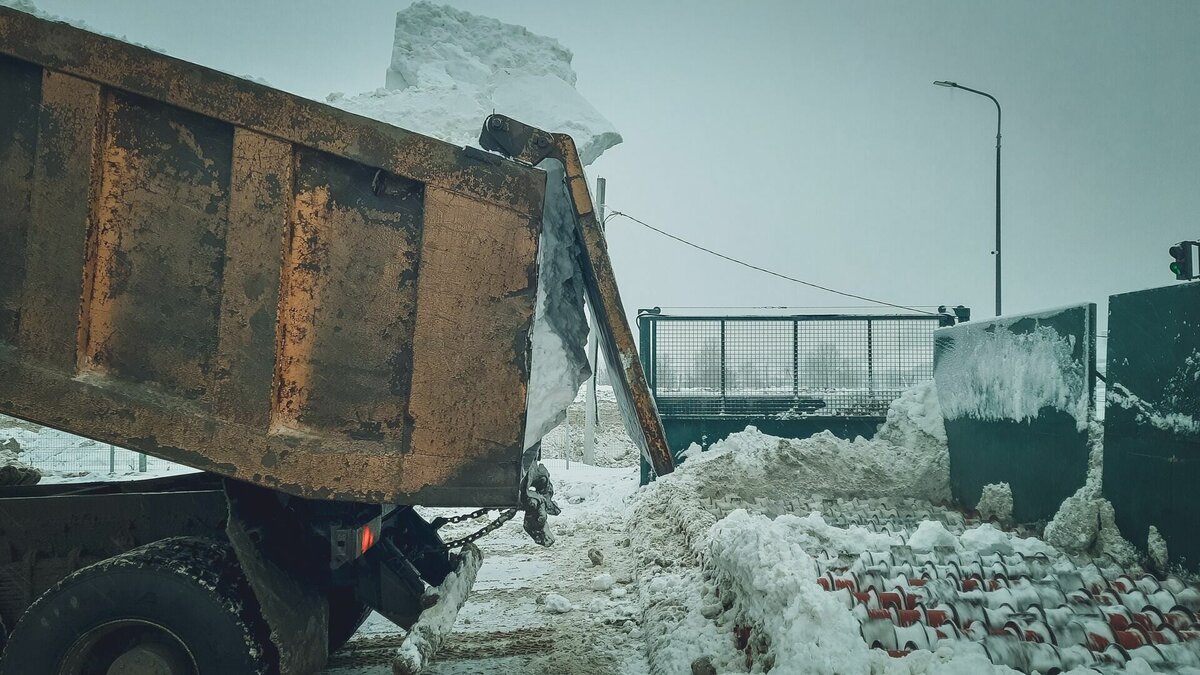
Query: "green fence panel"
637 311 940 483
1104 282 1200 570
933 304 1095 522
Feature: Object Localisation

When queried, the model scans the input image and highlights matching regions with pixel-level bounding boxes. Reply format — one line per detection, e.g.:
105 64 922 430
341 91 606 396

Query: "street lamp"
934 80 1002 316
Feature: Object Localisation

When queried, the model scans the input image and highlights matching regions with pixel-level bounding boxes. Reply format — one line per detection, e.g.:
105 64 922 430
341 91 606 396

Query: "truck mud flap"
479 115 676 479
225 481 329 674
391 543 483 675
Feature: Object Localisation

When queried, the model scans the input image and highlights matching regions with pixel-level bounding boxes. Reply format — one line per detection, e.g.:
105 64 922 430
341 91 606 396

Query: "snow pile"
777 513 903 554
976 482 1014 526
874 379 947 456
706 509 875 673
330 2 621 165
935 322 1090 431
676 422 950 505
0 436 40 487
1043 429 1140 564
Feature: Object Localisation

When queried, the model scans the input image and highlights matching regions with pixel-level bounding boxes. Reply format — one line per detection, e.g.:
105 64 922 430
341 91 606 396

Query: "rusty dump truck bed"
0 7 590 505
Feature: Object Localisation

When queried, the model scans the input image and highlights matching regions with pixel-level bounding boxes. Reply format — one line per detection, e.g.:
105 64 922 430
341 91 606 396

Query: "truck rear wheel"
0 537 277 675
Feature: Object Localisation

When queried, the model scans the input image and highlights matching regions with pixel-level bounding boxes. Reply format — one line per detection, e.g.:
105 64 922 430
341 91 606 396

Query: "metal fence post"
139 452 147 472
867 318 875 400
719 320 727 413
792 320 799 398
108 443 115 474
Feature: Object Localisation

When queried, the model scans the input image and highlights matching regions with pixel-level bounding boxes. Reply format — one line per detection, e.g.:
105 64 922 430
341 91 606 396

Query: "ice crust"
522 165 592 449
936 322 1090 432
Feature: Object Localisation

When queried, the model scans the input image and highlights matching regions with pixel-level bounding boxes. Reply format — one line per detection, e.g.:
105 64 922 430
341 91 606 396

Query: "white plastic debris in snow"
328 1 621 451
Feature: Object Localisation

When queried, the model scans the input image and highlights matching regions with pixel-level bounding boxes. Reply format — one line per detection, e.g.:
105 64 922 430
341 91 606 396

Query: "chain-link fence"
0 414 187 478
638 313 939 419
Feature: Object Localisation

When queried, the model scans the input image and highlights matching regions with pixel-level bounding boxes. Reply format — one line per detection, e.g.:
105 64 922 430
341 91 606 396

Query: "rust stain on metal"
403 185 539 494
214 129 291 428
77 105 125 376
272 184 328 434
16 70 100 369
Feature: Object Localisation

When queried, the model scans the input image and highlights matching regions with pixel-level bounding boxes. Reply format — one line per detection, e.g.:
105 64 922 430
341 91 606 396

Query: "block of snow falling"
332 2 621 165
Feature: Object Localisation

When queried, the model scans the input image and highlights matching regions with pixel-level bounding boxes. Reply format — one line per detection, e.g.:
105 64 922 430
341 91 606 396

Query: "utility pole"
582 177 605 465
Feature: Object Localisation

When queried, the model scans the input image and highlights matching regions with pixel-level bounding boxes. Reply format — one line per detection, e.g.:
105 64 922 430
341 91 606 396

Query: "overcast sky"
31 0 1200 330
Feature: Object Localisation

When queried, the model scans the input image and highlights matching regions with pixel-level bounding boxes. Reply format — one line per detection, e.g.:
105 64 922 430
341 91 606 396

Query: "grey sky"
34 0 1200 328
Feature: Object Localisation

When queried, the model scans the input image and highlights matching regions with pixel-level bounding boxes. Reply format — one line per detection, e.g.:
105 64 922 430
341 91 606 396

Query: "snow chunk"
1148 525 1168 570
541 593 573 613
589 573 615 591
958 524 1014 556
522 164 591 448
385 1 575 90
976 482 1014 526
907 520 957 551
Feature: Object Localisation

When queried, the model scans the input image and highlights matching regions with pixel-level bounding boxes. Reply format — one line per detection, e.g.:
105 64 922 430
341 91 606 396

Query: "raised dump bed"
0 6 672 508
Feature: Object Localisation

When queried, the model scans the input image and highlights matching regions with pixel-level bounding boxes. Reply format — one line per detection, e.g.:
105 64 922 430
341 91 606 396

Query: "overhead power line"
603 210 938 316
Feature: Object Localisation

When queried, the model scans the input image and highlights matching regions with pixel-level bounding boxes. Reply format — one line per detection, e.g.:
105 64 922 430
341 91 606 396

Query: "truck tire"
327 587 372 653
0 537 278 675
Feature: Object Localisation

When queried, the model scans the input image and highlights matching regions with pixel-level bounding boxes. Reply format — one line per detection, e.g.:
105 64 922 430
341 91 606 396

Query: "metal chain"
431 508 519 551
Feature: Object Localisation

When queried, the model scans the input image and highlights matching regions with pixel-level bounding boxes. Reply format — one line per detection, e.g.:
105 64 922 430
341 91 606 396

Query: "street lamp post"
934 80 1002 316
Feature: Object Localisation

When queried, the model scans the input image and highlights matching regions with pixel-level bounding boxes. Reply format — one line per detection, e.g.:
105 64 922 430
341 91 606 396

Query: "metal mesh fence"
640 314 939 419
0 414 187 478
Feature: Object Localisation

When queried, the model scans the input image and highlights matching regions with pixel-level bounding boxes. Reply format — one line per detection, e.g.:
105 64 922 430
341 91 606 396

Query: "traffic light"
1169 241 1198 281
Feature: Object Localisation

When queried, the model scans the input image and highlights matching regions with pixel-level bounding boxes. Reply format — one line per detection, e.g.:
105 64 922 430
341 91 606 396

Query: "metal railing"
638 311 939 419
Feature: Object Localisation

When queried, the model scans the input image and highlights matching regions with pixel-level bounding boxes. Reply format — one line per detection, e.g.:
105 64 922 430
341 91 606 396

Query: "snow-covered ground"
320 380 1199 675
323 459 649 675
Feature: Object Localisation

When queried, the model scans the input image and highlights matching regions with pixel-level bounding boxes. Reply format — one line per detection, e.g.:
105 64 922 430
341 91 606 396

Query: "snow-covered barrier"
1104 282 1200 571
933 304 1096 522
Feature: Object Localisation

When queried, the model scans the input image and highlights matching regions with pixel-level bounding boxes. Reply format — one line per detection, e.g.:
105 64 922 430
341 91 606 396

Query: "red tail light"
360 523 376 555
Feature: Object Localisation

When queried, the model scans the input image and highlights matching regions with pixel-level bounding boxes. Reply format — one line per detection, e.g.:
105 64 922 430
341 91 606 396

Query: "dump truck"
0 7 673 674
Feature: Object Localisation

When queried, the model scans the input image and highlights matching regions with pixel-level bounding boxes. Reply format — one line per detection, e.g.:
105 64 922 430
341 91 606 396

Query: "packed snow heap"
330 2 623 450
329 1 621 165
